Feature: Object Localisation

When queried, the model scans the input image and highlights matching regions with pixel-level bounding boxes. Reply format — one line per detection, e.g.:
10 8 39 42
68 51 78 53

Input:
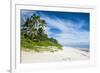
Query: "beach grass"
21 36 62 52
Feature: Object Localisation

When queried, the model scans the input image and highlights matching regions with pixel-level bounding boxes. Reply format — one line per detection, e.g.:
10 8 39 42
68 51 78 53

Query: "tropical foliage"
21 14 62 52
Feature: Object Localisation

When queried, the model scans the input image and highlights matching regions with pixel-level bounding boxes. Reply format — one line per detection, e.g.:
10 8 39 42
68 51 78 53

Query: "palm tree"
39 20 46 28
33 14 40 29
22 13 47 42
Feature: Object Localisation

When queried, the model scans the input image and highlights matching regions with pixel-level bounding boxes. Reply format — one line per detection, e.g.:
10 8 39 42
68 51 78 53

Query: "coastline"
21 47 89 63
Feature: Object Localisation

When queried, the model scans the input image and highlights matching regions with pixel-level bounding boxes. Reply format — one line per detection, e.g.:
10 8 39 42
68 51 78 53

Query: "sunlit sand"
21 47 89 63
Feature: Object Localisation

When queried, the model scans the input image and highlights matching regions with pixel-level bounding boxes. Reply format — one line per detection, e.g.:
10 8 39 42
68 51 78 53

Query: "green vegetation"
21 14 62 52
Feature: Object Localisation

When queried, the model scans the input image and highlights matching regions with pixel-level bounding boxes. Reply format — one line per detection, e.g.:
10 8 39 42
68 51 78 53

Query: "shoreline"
21 47 89 63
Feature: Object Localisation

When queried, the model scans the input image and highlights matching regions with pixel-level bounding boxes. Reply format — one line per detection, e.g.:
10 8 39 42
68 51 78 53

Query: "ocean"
64 45 90 52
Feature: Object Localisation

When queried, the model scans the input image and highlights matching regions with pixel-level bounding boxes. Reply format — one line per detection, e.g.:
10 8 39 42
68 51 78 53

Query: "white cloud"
40 13 89 47
55 31 89 46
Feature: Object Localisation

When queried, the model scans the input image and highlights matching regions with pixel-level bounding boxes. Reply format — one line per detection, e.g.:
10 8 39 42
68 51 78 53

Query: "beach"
21 47 89 63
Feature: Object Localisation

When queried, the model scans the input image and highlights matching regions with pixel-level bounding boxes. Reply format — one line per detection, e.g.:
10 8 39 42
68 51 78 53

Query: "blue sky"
21 10 90 48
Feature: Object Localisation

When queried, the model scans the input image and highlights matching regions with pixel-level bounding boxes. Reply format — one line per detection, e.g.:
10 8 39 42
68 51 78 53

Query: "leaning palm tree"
32 14 46 39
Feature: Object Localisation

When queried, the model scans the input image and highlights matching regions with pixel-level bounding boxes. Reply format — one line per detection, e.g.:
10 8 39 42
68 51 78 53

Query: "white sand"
21 47 89 63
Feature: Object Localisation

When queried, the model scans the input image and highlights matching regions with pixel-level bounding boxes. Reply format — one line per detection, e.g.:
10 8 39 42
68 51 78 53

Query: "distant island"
21 14 62 52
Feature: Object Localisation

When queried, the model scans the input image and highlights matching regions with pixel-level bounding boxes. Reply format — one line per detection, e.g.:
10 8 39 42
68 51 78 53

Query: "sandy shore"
21 47 89 63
